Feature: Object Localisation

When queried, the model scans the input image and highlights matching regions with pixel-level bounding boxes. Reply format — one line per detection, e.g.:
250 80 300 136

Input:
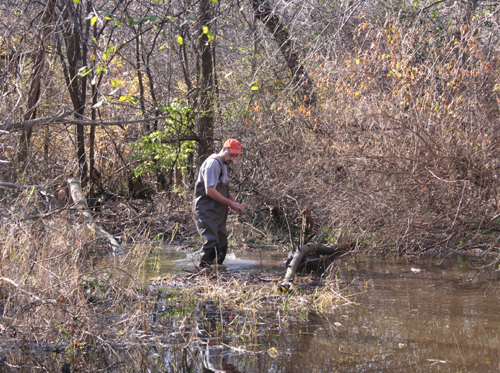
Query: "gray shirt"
196 155 228 189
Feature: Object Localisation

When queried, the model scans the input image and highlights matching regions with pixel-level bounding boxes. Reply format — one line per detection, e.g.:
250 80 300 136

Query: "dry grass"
145 267 353 346
0 201 352 354
0 213 149 351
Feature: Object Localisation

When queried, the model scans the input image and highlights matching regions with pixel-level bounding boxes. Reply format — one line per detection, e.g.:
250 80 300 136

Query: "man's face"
221 147 239 165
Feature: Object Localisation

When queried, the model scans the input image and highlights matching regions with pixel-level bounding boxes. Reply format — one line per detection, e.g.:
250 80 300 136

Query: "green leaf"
73 0 80 4
77 66 87 76
177 36 183 45
92 99 104 109
201 26 214 41
80 67 93 77
96 64 107 74
250 82 261 91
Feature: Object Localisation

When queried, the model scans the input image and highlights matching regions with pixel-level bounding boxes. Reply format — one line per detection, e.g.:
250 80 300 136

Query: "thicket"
1 0 500 360
1 0 498 254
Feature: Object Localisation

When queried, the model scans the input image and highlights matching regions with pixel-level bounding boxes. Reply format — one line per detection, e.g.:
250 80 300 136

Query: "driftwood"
281 243 349 286
67 178 124 254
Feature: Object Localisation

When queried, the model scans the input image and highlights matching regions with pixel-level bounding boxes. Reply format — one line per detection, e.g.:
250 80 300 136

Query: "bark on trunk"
196 0 215 165
60 0 90 188
68 178 124 254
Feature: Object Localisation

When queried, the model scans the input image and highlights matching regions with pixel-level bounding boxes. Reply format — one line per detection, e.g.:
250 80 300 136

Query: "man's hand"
229 200 245 212
206 186 245 212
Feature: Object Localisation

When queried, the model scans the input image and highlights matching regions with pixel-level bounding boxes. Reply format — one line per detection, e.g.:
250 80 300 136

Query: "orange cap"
223 139 242 154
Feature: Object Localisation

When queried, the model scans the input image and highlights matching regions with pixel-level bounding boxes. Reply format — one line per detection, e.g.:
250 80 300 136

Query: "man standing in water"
193 139 245 268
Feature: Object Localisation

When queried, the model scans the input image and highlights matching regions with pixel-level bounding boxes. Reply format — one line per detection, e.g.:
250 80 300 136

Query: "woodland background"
2 0 500 257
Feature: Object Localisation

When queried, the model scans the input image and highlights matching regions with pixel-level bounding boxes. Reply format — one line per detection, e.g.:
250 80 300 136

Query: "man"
193 139 245 268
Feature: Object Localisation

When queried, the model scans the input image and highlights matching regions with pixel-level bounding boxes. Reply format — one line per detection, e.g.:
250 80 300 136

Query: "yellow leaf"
356 59 360 65
91 16 97 27
177 36 183 45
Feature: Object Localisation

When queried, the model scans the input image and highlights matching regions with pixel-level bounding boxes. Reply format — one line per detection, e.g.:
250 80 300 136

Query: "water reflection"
2 254 500 372
201 339 242 373
139 247 286 279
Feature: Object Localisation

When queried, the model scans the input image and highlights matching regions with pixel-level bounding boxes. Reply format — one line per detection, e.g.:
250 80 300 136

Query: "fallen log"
281 243 349 286
67 178 124 255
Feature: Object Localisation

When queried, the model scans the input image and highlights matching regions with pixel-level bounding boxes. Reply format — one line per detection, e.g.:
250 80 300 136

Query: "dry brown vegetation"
1 0 500 361
0 214 350 368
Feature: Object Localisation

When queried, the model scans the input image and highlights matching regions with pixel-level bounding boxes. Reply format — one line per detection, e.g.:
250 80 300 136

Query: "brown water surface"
2 251 500 372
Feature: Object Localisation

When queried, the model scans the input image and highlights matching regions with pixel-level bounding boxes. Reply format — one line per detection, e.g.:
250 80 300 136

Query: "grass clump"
145 268 353 346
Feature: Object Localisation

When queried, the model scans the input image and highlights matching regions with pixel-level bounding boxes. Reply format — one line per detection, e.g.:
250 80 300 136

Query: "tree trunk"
89 20 98 202
196 0 215 165
252 0 317 107
17 0 57 166
59 0 90 188
134 24 149 134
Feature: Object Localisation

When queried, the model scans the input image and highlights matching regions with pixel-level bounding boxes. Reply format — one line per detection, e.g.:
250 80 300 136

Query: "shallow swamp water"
2 249 500 372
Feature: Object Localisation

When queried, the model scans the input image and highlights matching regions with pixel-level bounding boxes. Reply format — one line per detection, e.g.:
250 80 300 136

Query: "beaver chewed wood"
68 178 124 254
281 243 349 286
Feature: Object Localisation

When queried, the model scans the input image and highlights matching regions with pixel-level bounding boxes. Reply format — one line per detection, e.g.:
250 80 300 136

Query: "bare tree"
252 0 317 107
17 0 58 167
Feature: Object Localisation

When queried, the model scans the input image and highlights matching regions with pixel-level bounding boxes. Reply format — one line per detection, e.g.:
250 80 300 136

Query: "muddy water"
138 249 500 372
138 246 286 279
137 248 500 372
2 251 500 372
286 255 500 372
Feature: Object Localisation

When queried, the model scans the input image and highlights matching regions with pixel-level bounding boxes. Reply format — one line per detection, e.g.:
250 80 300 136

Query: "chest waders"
193 156 230 267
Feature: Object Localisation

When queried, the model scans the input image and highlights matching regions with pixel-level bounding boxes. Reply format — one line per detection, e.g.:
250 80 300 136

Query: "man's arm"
206 186 245 212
